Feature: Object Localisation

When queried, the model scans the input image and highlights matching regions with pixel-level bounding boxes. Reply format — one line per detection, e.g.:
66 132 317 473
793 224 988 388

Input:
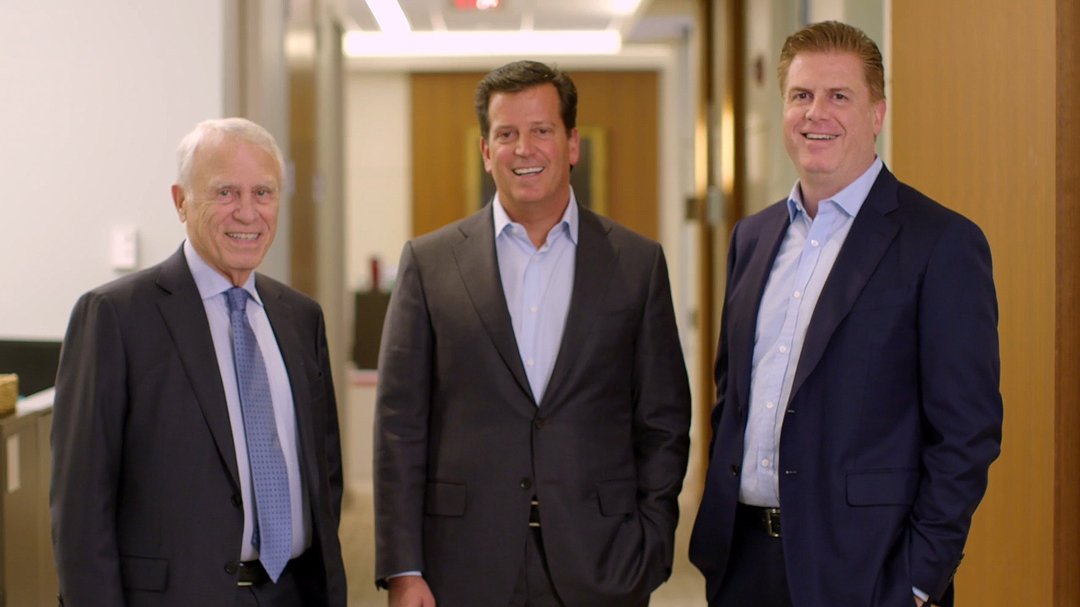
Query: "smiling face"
782 51 885 202
172 136 281 286
480 83 580 218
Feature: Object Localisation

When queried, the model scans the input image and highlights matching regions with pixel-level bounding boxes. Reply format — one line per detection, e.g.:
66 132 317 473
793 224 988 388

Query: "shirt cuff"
389 571 422 579
913 586 929 602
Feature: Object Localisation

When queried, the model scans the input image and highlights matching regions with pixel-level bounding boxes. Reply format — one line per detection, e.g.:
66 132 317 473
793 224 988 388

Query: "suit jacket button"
225 562 239 575
231 494 242 508
533 418 544 430
730 464 740 476
520 477 533 490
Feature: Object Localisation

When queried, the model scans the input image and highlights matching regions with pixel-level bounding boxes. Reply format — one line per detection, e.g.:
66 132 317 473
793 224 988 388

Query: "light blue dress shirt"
184 240 312 562
493 192 578 404
739 158 883 508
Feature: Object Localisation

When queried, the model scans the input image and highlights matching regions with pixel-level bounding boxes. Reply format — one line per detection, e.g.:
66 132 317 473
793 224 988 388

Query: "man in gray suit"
51 118 347 606
374 60 692 607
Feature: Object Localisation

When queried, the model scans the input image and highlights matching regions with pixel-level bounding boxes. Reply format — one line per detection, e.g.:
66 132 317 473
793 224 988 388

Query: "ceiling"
342 0 694 44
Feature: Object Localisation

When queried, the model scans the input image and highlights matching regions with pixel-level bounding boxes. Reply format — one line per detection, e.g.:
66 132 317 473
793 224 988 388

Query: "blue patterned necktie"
226 287 292 582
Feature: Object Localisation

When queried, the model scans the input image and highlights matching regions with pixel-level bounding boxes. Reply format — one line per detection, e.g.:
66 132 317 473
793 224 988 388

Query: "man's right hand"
388 574 436 607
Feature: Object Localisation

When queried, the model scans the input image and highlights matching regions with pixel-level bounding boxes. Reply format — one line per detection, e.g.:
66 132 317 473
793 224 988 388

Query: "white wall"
345 73 412 293
0 0 225 339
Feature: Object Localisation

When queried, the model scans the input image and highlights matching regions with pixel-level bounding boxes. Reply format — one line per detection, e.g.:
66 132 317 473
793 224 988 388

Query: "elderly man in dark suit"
374 60 692 607
689 21 1003 607
51 118 347 606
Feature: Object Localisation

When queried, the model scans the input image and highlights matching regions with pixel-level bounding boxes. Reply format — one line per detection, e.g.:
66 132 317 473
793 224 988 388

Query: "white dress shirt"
184 240 312 561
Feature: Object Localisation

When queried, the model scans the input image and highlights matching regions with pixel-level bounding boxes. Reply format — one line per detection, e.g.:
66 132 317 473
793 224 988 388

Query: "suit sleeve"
631 244 692 584
315 307 349 604
909 216 1003 600
51 292 128 606
373 241 433 586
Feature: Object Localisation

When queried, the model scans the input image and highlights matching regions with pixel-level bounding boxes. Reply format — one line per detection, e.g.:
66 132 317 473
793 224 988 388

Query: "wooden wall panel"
573 72 659 239
891 1 1076 604
411 72 482 238
1054 0 1080 603
411 71 659 240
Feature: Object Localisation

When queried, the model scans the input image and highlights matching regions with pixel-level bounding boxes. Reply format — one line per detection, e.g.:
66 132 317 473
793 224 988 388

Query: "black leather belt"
237 560 270 586
737 503 782 538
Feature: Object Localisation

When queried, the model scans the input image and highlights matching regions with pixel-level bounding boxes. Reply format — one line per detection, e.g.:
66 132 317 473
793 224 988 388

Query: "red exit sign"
454 0 500 9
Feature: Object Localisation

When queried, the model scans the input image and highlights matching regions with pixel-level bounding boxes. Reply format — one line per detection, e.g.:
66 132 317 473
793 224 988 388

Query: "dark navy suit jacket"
689 167 1002 607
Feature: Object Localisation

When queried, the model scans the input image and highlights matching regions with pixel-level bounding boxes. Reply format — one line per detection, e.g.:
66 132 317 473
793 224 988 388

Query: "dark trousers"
508 528 567 607
709 504 794 607
234 558 314 607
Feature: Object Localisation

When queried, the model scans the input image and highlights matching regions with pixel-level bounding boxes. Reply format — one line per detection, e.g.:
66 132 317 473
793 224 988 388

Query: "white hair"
175 118 285 194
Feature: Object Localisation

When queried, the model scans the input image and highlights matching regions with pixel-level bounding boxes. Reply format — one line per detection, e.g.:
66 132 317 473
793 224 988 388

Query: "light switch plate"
110 226 138 271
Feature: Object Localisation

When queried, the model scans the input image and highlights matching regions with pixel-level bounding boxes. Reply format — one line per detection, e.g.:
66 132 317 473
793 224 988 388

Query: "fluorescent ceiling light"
366 0 411 33
344 30 622 57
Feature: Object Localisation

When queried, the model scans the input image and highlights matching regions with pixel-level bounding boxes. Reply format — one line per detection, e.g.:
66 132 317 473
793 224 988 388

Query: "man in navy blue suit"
689 21 1002 607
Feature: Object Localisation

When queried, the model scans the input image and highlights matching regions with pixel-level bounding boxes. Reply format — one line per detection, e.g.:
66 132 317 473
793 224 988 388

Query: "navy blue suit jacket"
689 167 1002 607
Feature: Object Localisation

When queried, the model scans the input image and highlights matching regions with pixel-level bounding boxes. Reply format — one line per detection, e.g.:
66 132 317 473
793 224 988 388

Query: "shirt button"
811 239 820 247
530 306 538 313
512 227 519 234
533 255 540 262
766 402 775 410
527 360 535 367
793 291 802 299
779 345 788 354
761 459 771 467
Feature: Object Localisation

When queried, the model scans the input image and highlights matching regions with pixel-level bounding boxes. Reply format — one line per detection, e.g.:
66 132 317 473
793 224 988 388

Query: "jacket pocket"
424 481 467 516
596 479 637 516
846 468 919 506
120 555 169 591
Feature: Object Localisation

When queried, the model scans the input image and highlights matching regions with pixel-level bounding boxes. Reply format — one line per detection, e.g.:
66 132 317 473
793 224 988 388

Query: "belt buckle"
762 508 781 538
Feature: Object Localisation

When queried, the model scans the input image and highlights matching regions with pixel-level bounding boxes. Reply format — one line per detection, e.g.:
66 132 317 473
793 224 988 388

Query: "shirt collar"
183 239 262 305
786 156 884 222
492 188 580 245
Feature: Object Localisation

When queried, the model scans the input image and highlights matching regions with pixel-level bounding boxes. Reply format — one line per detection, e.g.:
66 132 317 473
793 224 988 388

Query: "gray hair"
175 118 285 194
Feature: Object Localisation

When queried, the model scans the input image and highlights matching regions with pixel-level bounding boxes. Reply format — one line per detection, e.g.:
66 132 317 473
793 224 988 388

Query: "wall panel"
892 0 1076 604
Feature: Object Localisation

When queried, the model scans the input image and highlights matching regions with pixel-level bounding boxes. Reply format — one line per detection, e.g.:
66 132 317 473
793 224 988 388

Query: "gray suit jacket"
374 204 692 607
51 247 347 607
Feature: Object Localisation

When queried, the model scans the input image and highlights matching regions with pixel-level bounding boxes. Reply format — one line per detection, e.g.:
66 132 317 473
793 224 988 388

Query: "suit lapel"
730 205 790 416
453 208 536 403
788 169 901 402
540 208 618 409
259 278 320 502
155 247 241 491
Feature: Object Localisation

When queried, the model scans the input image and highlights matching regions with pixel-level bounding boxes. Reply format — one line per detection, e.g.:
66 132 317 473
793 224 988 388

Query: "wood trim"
1055 0 1080 602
